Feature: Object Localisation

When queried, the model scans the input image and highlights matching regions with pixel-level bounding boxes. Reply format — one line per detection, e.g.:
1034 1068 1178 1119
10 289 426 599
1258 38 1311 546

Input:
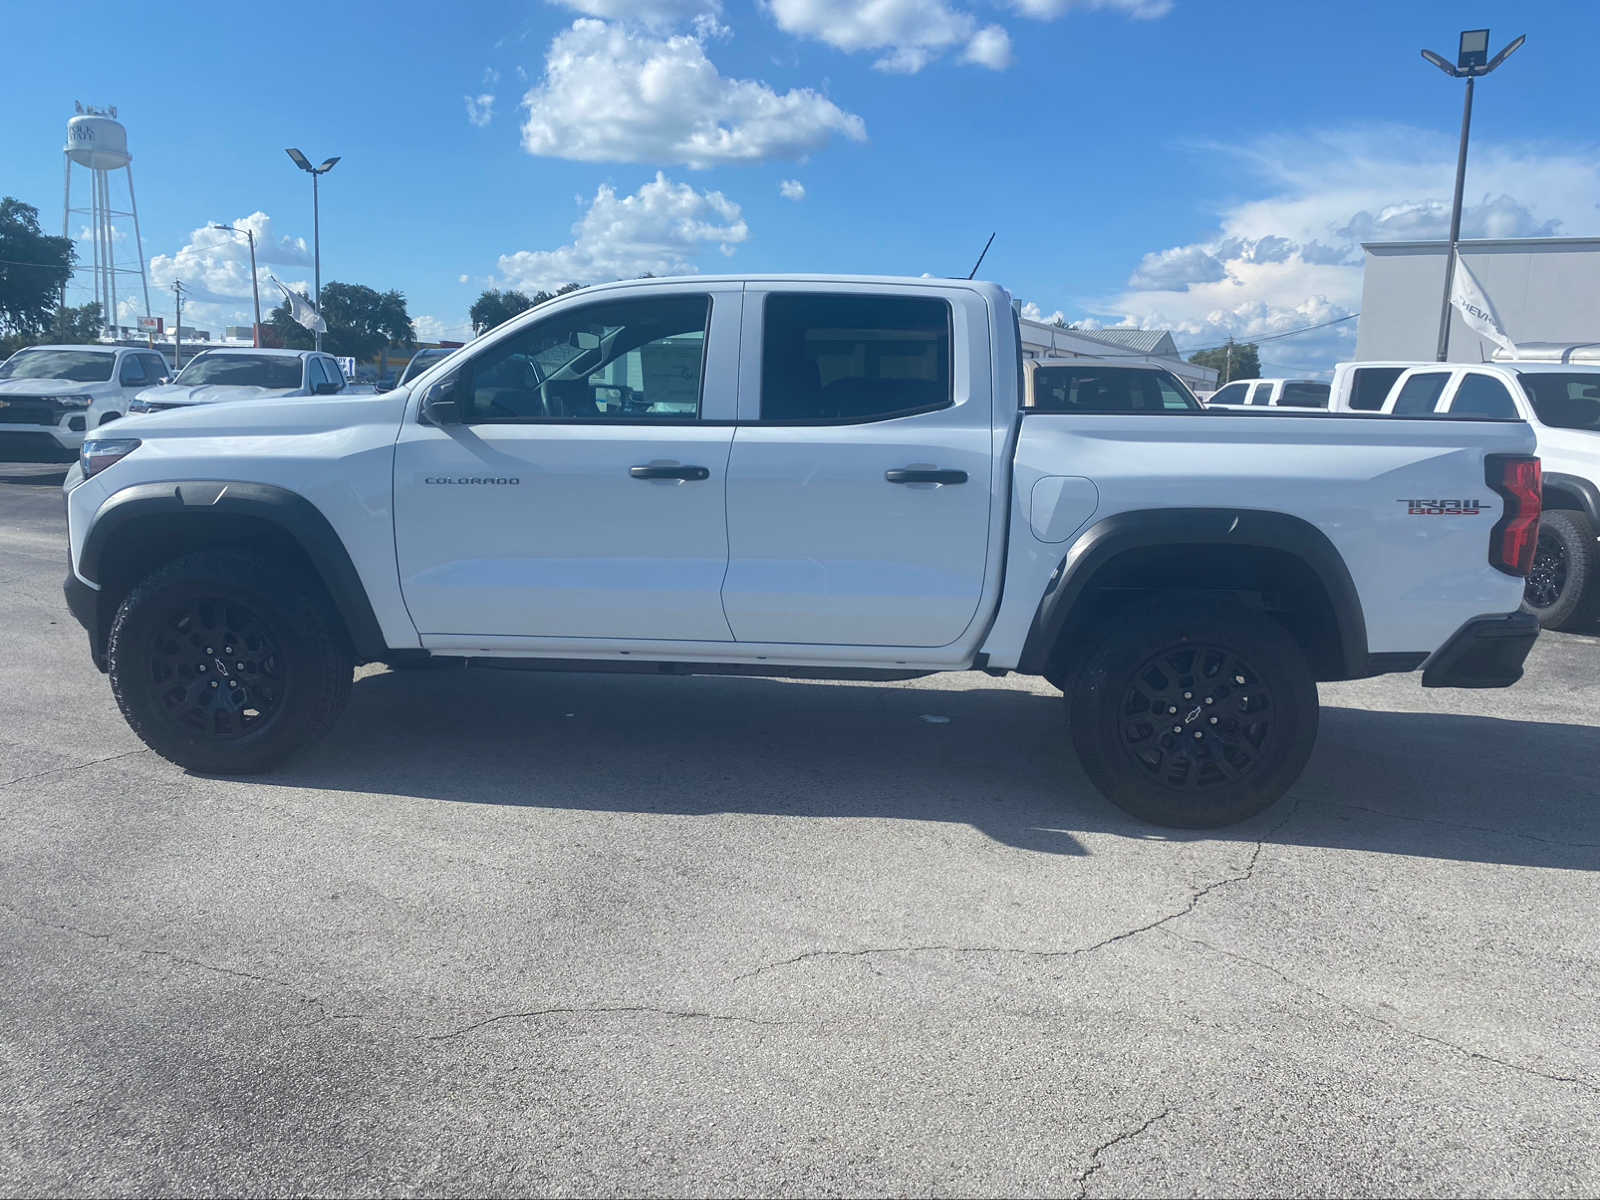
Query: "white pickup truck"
1328 354 1600 630
0 344 170 461
62 276 1542 828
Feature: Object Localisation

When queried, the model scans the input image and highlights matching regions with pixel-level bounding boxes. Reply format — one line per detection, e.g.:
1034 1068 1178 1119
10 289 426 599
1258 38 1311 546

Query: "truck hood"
114 390 409 438
0 377 101 397
137 383 298 407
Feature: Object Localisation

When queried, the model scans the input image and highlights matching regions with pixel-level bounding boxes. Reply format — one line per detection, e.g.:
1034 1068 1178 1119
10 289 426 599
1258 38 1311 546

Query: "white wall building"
1017 318 1217 392
1357 236 1600 362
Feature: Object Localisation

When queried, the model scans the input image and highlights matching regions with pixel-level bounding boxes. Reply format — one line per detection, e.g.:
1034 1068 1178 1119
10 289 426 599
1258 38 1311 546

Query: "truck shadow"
275 668 1600 869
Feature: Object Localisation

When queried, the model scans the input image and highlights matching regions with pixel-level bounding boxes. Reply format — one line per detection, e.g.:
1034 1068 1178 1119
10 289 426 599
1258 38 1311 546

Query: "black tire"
1522 510 1600 632
107 549 354 774
1068 595 1319 828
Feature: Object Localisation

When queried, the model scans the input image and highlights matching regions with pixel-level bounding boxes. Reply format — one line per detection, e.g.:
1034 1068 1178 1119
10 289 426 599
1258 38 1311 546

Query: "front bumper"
64 571 107 672
1420 611 1539 689
0 429 80 462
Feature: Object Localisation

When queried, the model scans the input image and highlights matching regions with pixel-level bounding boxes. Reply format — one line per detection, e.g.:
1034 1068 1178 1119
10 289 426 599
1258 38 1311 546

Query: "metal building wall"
1357 237 1600 361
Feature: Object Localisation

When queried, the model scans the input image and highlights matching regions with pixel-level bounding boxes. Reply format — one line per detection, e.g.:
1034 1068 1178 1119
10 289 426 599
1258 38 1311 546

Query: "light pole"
211 224 261 346
1421 29 1525 362
284 148 340 351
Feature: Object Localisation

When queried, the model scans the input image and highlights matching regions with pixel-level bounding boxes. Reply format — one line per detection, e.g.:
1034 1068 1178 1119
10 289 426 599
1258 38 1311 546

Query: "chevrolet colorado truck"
62 276 1542 827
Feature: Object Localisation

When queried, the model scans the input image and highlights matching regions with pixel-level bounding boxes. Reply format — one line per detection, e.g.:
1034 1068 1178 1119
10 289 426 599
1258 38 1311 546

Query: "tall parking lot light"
1421 29 1525 362
284 149 340 351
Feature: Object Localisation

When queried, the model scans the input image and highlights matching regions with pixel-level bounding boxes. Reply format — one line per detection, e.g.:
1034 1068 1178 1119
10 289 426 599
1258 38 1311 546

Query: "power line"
1174 312 1360 358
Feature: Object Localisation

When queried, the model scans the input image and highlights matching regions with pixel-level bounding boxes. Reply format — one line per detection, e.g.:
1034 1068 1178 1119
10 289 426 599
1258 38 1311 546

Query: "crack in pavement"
0 901 360 1026
1072 1107 1172 1198
734 829 1279 984
0 748 149 790
429 1005 794 1042
1315 799 1600 850
1167 929 1600 1097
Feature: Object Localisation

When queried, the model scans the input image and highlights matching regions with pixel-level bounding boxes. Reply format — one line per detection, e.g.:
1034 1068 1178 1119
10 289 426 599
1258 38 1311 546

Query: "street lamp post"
211 224 261 347
1421 29 1525 362
284 148 340 351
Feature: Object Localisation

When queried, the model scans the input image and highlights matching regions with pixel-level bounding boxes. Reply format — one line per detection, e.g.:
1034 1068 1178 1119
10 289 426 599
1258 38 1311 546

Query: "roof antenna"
967 232 996 280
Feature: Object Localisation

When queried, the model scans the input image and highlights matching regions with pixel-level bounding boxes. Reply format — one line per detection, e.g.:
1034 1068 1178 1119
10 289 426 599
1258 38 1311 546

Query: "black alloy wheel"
1118 643 1273 792
149 594 286 739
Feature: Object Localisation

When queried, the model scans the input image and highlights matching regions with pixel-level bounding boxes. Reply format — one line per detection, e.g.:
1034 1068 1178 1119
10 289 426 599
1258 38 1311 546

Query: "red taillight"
1486 454 1542 576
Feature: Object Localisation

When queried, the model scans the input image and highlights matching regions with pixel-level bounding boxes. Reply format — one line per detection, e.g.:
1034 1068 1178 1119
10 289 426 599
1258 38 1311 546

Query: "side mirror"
313 380 342 396
568 330 600 351
421 371 465 425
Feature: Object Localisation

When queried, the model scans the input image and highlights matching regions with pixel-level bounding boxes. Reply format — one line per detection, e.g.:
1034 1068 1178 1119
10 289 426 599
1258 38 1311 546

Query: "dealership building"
1357 236 1600 361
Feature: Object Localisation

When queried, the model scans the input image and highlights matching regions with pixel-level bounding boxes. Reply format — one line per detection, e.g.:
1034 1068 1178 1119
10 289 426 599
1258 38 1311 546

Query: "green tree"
268 281 416 362
0 197 76 339
1190 339 1260 384
55 301 103 343
469 288 537 335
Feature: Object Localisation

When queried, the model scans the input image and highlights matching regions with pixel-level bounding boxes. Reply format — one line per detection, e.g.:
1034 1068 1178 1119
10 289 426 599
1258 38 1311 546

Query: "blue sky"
4 0 1598 374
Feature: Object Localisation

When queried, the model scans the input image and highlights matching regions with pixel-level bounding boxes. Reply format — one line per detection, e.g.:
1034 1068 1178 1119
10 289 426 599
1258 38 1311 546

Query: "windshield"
1031 366 1201 413
1518 372 1600 431
0 348 115 383
173 354 304 389
399 350 449 385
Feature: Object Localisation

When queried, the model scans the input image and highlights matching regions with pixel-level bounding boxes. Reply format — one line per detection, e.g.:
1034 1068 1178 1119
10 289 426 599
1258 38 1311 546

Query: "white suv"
130 348 348 412
0 344 168 461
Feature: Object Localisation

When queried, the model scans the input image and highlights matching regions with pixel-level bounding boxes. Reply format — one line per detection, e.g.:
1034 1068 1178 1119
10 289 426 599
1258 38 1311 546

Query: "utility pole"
1225 337 1233 384
172 281 184 371
212 224 262 346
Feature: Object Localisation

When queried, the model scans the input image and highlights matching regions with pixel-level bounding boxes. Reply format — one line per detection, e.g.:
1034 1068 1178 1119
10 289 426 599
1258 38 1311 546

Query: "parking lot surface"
2 461 1597 1197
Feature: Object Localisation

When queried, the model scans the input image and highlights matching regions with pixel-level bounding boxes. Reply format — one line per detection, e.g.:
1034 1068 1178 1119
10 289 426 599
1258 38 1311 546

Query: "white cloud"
549 0 720 26
1010 0 1172 17
465 93 496 127
962 25 1013 69
145 212 312 330
1019 301 1067 324
458 273 470 284
497 172 749 293
1042 126 1600 376
521 19 865 166
414 314 474 343
766 0 1010 73
779 178 805 201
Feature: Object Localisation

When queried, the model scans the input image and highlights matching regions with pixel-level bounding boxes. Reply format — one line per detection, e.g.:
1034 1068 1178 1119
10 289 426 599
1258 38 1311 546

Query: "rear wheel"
107 550 353 773
1068 596 1319 828
1523 510 1600 632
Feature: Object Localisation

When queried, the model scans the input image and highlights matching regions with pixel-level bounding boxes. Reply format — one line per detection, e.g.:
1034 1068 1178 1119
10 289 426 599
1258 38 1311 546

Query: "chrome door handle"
885 468 968 485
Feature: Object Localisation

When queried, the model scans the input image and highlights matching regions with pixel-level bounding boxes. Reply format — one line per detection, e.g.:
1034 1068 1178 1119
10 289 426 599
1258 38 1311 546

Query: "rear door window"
1348 366 1404 411
1390 372 1451 416
1448 374 1518 419
1248 382 1274 405
761 293 951 422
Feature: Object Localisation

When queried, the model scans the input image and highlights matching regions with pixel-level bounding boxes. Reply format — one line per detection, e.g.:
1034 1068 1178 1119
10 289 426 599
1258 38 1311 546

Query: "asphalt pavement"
1 462 1596 1197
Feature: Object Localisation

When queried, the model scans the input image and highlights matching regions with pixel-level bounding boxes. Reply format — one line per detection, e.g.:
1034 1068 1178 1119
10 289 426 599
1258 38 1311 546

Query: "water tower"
63 103 151 338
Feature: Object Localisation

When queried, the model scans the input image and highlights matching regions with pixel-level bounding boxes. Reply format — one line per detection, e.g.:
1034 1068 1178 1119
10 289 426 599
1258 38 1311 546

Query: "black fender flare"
1016 507 1369 678
1542 472 1600 526
80 480 389 662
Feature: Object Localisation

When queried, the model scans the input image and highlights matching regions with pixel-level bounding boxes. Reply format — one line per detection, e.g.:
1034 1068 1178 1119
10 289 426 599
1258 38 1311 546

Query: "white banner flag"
1450 253 1516 357
270 276 327 334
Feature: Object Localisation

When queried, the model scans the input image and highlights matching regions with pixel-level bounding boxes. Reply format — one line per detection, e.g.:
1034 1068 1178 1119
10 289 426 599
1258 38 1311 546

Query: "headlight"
50 395 94 409
129 399 158 414
79 437 141 479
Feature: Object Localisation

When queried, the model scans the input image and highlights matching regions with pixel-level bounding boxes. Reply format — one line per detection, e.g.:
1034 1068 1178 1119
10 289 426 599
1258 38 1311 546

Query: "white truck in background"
0 344 170 461
62 276 1543 829
1328 352 1600 630
1202 378 1332 410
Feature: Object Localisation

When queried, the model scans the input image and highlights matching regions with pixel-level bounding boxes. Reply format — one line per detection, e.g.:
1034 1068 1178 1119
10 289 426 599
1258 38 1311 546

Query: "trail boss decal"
1399 498 1485 516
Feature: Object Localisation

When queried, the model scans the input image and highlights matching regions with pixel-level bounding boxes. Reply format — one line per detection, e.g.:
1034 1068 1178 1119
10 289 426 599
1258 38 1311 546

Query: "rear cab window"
1348 366 1404 411
760 293 951 423
1030 366 1200 413
1278 382 1330 409
1517 372 1600 430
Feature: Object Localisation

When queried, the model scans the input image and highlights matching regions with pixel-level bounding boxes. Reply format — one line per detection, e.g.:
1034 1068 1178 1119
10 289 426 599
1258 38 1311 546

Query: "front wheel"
107 550 353 774
1068 596 1319 828
1522 509 1600 632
